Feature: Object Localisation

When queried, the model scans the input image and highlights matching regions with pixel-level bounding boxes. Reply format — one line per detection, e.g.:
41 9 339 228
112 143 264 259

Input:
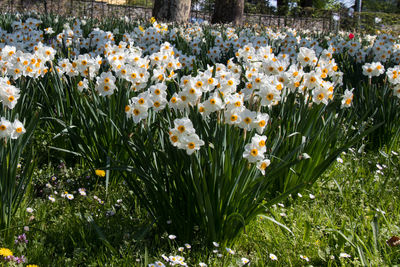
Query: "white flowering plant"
0 81 39 232
0 15 385 246
31 20 380 246
332 33 400 151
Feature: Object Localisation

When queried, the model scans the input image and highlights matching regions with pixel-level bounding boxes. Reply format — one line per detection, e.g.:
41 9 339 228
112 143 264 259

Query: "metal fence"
0 0 153 20
0 0 334 31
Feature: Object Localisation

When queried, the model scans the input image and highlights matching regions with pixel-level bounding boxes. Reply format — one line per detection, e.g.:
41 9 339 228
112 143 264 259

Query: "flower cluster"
0 117 25 139
169 118 204 155
386 66 400 98
235 41 341 107
0 77 20 109
243 134 270 175
362 62 385 78
15 233 28 244
341 88 354 108
0 43 55 80
2 18 43 52
0 72 25 141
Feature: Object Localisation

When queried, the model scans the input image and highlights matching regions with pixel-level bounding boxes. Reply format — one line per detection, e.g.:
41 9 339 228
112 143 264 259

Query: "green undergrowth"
2 146 400 266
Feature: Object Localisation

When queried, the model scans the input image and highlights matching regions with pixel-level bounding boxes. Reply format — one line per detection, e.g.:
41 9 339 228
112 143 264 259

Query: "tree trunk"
300 0 313 7
211 0 244 25
152 0 191 23
43 0 48 14
276 0 288 15
300 0 312 8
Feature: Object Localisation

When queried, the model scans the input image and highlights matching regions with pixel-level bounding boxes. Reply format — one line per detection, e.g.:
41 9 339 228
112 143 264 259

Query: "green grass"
2 146 399 266
237 148 400 266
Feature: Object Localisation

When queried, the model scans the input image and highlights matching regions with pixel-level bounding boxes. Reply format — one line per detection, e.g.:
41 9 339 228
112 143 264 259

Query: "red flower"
349 33 354 39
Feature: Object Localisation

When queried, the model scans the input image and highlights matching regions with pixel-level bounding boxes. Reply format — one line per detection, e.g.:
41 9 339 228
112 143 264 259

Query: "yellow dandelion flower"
95 170 106 177
0 247 13 257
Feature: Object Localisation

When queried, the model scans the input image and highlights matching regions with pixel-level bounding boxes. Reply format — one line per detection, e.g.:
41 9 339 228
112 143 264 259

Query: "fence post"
69 0 72 16
102 0 104 18
44 0 48 15
90 0 94 20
